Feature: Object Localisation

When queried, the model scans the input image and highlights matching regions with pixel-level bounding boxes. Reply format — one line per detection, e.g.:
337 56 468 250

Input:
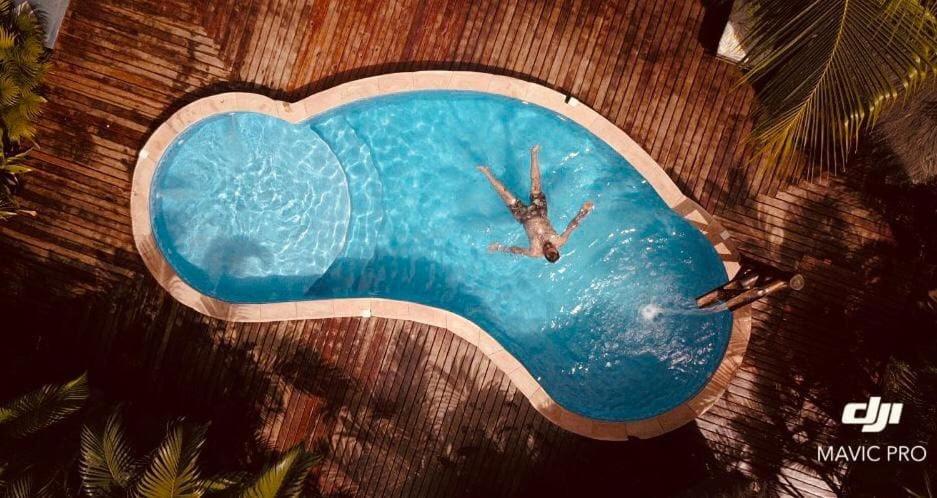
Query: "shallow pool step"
311 115 384 262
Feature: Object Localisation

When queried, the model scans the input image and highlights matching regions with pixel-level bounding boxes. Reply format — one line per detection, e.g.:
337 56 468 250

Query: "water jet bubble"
640 303 663 321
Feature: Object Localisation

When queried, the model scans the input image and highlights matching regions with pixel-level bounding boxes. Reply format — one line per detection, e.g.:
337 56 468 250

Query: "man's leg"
526 145 549 216
479 165 521 207
529 144 542 197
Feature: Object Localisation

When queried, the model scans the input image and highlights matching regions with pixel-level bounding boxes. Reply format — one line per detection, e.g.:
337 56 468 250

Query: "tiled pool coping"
130 71 750 440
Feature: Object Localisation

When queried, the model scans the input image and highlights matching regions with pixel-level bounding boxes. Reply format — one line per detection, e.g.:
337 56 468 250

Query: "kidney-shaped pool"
147 89 733 425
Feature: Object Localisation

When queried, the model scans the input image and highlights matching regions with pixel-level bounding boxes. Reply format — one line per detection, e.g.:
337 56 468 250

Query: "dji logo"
842 397 903 433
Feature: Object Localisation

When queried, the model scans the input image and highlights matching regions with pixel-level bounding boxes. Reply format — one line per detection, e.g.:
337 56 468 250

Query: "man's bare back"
478 145 594 263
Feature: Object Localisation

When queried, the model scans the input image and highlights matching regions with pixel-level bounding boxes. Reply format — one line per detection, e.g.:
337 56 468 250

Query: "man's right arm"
488 242 532 256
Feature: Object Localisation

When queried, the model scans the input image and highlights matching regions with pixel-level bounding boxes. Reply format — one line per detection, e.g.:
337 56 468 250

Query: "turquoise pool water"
151 91 731 421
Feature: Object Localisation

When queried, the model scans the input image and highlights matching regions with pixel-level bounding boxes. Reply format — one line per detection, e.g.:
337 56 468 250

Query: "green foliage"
238 447 321 498
0 0 48 145
0 374 88 496
0 145 35 220
0 0 46 222
0 376 322 498
135 422 209 498
79 412 138 497
0 373 88 440
740 0 937 176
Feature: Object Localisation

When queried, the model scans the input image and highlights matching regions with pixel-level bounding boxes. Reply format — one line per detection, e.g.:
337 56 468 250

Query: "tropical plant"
1 146 35 219
738 0 937 177
0 373 89 496
79 413 322 498
0 373 87 440
0 0 48 221
0 374 322 498
0 0 49 145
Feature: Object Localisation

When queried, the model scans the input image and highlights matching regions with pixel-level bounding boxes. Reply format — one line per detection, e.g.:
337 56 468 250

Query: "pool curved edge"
129 71 750 441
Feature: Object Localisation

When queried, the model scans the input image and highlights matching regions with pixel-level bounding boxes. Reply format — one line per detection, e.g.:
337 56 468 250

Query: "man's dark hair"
543 242 560 263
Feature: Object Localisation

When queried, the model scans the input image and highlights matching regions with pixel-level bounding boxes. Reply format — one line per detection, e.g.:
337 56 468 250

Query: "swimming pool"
132 72 748 439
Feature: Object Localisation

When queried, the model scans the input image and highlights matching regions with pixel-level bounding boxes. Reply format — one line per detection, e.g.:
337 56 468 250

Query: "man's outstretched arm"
488 242 533 256
559 201 595 242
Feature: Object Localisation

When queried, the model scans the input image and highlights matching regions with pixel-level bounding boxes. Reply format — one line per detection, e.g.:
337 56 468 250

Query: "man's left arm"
560 201 594 242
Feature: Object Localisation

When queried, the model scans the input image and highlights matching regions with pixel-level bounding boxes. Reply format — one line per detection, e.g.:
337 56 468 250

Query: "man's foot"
584 200 594 211
477 165 491 174
531 144 540 154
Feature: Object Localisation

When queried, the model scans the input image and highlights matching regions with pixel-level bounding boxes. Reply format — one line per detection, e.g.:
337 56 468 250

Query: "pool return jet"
697 257 805 311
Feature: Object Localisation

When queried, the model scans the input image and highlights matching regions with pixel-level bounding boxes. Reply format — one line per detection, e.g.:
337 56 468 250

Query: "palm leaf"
0 74 21 108
1 475 35 498
12 36 44 69
740 0 937 176
238 446 320 498
0 188 32 220
80 411 138 497
12 3 42 38
199 473 246 494
0 373 88 440
0 468 64 498
12 90 44 121
0 199 18 220
0 204 35 220
0 26 15 54
2 108 37 143
134 422 207 498
0 146 33 175
3 147 32 164
0 163 30 175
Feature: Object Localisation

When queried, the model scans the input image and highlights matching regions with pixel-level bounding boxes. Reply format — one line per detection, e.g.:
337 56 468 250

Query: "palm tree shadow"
681 132 933 495
0 278 303 476
300 311 741 498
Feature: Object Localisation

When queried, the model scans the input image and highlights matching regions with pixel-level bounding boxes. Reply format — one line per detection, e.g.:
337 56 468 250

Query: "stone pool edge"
129 70 750 441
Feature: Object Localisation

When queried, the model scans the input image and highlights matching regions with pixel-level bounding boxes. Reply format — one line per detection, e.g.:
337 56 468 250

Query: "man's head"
542 241 560 263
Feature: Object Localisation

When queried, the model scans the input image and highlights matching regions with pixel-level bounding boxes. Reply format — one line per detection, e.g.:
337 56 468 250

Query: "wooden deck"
0 1 919 496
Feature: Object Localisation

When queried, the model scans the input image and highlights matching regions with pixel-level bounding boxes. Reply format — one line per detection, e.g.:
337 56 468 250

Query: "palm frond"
740 0 937 176
0 373 88 440
0 26 15 54
13 90 44 121
0 0 46 222
2 108 37 143
0 146 32 175
12 3 42 38
0 198 18 220
12 35 44 70
238 446 320 498
1 474 36 498
134 422 207 498
0 74 21 108
0 164 30 175
0 189 32 220
199 472 246 494
80 411 138 497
